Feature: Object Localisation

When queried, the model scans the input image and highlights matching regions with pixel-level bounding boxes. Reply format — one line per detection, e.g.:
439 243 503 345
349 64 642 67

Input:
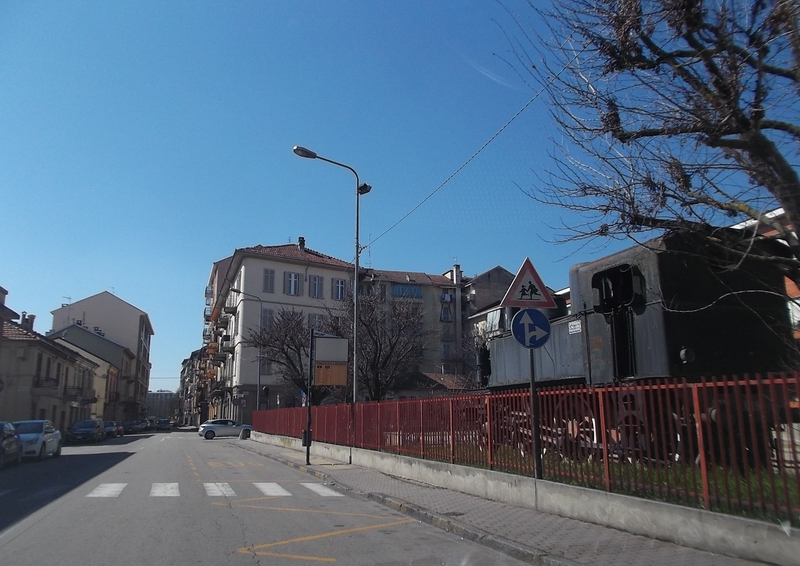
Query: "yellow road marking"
216 502 392 519
237 518 415 561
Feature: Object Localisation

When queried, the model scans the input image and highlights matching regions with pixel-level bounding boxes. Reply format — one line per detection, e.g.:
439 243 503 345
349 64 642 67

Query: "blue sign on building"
511 308 551 349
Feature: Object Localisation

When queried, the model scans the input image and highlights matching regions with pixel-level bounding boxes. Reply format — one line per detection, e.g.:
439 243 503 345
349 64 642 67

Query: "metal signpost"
502 257 555 480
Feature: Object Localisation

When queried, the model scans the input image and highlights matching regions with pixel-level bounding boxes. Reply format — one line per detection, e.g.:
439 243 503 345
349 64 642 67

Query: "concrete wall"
251 431 799 566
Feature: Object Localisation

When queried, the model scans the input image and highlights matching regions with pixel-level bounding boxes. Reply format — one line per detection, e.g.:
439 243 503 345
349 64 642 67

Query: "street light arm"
314 155 360 187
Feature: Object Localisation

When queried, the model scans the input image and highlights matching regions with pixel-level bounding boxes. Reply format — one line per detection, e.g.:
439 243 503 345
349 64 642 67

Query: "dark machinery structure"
488 231 798 388
483 232 799 469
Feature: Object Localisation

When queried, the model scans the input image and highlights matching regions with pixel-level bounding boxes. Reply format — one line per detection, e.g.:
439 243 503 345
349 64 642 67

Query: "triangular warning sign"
501 257 556 309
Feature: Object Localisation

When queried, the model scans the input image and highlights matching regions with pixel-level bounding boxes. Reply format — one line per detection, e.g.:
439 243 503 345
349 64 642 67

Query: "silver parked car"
12 420 61 459
198 419 251 440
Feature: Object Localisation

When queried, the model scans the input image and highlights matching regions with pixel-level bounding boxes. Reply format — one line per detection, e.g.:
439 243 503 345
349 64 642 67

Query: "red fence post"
449 398 455 464
691 384 711 510
598 392 610 491
485 395 493 470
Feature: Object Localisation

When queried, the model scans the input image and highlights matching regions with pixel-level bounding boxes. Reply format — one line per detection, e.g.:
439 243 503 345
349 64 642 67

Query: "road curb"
234 441 581 566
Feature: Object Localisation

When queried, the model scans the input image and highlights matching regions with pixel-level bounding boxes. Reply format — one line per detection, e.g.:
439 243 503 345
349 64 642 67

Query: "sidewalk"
233 438 765 566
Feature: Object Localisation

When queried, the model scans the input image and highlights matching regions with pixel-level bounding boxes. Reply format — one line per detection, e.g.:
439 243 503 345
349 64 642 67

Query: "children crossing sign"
500 257 556 309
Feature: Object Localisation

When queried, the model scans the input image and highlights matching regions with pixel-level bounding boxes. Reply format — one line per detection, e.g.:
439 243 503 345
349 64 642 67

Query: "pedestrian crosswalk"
85 481 343 498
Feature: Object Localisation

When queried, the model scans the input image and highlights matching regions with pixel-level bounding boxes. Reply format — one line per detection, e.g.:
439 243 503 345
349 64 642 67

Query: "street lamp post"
230 288 264 420
293 146 371 453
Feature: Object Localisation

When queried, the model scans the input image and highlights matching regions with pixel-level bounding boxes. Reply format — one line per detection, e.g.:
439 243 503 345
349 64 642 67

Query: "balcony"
65 386 84 400
32 377 59 396
204 306 212 321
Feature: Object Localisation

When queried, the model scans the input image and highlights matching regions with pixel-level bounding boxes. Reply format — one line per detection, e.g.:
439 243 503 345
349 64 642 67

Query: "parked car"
66 419 105 444
123 421 139 434
12 420 62 459
115 422 124 437
156 418 171 431
0 421 22 469
103 421 118 439
198 419 252 440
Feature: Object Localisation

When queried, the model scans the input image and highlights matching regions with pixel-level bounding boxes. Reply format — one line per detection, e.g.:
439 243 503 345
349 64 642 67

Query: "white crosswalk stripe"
301 483 343 497
83 482 343 499
150 483 180 497
87 483 127 497
204 482 236 497
253 482 292 497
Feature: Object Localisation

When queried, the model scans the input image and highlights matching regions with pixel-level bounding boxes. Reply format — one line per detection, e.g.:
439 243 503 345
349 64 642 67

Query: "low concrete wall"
251 432 798 565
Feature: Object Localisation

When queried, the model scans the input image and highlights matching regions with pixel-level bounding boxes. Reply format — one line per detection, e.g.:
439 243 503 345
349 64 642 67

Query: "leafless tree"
321 288 435 401
505 0 800 284
242 308 309 396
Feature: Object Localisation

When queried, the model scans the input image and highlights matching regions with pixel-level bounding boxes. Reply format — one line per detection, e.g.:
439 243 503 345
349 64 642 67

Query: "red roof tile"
369 270 453 286
240 244 353 269
2 319 41 340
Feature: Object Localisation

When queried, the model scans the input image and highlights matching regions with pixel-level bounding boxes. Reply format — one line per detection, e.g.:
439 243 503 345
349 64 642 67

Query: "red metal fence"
252 372 800 526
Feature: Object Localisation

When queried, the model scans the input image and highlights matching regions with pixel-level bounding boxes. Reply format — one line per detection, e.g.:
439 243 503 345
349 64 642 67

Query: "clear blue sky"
0 1 622 393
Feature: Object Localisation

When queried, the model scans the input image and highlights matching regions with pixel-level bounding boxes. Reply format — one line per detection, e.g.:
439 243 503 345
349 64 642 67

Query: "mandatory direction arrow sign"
511 308 551 349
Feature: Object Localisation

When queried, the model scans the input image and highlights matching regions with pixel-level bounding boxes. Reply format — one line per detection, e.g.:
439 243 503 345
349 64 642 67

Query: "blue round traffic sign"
511 308 551 349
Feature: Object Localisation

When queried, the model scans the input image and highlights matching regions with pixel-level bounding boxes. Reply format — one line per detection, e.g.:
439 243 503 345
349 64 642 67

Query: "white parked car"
13 420 62 459
198 419 251 440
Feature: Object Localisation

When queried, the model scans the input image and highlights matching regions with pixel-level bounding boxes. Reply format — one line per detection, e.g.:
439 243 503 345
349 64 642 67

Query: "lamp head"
230 288 242 293
293 146 317 159
358 183 372 195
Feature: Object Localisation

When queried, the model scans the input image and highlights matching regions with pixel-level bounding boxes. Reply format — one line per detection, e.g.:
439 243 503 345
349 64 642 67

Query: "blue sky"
0 1 623 393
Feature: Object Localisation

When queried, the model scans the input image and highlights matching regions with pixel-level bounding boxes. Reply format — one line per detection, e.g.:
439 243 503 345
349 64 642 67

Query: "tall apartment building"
50 292 154 419
194 237 494 424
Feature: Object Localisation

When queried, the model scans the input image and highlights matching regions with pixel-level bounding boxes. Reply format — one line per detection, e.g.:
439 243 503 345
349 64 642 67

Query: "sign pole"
305 328 314 465
502 257 554 482
529 348 543 479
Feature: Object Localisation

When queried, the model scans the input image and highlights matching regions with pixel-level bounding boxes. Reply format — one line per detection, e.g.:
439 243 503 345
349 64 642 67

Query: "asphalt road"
0 430 528 565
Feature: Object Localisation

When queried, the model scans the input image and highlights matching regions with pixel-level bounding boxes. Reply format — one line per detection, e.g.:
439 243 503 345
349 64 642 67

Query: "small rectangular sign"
568 320 582 334
314 362 348 386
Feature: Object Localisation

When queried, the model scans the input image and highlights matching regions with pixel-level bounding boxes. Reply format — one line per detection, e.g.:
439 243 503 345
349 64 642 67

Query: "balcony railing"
65 386 83 399
33 377 59 389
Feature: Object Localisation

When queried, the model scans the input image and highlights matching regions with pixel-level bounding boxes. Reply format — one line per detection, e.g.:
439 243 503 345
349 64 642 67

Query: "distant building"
51 292 154 419
47 324 136 422
146 390 178 419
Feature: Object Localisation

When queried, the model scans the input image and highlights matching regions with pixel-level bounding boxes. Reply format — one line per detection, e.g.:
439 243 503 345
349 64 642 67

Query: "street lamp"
292 145 371 414
230 288 265 419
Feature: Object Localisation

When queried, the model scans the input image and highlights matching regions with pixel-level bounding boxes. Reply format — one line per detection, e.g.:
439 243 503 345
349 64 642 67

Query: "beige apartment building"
193 237 496 425
0 316 100 432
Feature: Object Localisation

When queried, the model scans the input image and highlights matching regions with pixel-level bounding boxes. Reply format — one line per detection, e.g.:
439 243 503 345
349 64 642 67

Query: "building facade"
51 292 154 420
48 324 137 422
0 316 100 432
183 238 515 424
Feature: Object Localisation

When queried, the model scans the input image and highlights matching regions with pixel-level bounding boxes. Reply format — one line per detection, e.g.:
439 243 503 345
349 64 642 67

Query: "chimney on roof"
21 312 35 331
298 236 305 250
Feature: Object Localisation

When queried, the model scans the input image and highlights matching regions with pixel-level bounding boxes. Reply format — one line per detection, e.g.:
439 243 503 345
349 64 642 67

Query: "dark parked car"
123 421 139 434
104 421 118 439
156 418 171 431
0 421 23 469
66 419 104 444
